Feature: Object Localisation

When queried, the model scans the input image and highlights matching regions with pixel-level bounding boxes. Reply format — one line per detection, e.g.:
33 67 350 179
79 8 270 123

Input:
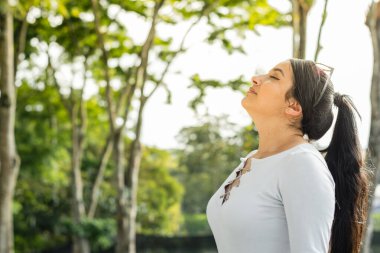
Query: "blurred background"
1 0 380 252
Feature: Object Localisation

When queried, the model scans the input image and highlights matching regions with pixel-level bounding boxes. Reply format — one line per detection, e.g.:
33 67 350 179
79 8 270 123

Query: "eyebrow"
272 68 285 78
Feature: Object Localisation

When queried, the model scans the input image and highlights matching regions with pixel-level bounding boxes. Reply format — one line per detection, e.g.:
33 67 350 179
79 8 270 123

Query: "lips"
248 88 257 94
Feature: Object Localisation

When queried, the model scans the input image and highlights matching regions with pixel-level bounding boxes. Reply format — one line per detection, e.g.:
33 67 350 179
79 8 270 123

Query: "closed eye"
270 76 280 80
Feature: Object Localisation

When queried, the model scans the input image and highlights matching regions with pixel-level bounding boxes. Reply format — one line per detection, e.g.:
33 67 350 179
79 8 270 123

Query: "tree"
5 0 290 252
121 0 287 250
176 115 245 213
138 147 185 236
39 4 97 251
363 2 380 252
175 114 258 234
0 2 20 253
48 53 91 253
291 0 314 59
14 80 71 252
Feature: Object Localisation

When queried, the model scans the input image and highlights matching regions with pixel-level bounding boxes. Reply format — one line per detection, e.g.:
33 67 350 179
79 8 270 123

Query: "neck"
253 118 307 159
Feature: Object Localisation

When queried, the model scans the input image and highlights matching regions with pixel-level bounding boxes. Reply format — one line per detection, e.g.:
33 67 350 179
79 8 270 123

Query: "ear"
285 98 302 118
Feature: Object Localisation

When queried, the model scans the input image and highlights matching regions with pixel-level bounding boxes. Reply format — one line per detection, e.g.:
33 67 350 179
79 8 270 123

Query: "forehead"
270 60 292 78
270 60 294 93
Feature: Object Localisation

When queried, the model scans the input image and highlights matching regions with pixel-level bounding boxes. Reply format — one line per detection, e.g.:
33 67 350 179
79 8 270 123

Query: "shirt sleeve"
278 152 335 253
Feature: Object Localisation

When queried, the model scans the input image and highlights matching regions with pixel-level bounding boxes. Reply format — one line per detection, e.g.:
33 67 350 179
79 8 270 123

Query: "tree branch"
117 0 165 131
78 57 88 149
145 2 210 100
15 12 29 73
91 0 116 132
47 52 71 111
314 0 329 62
115 65 136 116
87 134 114 218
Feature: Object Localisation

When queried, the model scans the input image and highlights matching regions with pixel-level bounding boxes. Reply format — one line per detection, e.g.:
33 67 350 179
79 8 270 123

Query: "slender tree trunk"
298 7 307 59
90 0 116 132
291 0 312 59
49 54 90 253
113 82 137 253
115 130 128 253
292 0 301 58
363 2 380 253
0 8 20 253
14 15 28 74
48 53 90 253
87 135 113 219
119 2 206 251
126 98 146 253
113 2 164 252
70 106 90 253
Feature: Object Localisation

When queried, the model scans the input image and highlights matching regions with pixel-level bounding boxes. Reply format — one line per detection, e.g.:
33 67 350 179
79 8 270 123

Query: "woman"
206 58 370 253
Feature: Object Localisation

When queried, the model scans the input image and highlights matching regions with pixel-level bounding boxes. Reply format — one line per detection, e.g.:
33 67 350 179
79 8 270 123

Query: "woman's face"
241 60 296 119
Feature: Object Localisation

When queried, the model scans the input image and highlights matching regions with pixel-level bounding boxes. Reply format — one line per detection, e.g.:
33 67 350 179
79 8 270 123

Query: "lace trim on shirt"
220 157 252 205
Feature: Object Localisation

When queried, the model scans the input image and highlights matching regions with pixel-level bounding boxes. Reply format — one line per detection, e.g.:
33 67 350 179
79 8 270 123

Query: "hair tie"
334 92 345 107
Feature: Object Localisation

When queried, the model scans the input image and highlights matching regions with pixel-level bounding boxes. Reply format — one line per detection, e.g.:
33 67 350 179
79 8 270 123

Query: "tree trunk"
14 16 28 74
291 0 312 59
126 98 146 253
363 2 380 253
87 135 113 219
90 0 116 132
115 130 129 253
48 53 90 253
114 1 164 252
70 107 90 253
0 9 20 253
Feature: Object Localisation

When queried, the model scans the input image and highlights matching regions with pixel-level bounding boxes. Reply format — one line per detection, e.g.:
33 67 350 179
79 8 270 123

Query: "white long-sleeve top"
206 143 335 253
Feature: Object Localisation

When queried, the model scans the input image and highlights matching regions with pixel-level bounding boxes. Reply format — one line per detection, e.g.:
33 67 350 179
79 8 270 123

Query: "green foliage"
188 74 248 111
108 0 148 17
181 213 211 236
14 82 71 252
175 114 258 236
205 0 290 51
14 78 187 249
176 114 257 213
138 147 185 236
59 217 116 251
11 0 288 251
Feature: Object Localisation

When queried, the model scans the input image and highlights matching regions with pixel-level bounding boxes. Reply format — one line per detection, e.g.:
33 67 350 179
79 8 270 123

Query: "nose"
251 75 261 86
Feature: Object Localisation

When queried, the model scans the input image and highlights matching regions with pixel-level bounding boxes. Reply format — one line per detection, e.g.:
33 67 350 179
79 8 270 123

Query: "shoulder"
279 144 335 191
288 143 328 168
286 143 330 174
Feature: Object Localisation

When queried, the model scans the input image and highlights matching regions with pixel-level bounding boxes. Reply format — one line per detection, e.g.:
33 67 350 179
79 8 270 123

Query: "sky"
127 0 374 150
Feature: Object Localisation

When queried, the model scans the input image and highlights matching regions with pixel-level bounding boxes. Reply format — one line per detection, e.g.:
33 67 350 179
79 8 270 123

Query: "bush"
59 217 116 252
180 213 212 236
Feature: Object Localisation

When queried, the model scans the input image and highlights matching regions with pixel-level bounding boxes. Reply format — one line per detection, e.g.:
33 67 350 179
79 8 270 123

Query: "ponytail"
288 59 371 252
323 92 370 253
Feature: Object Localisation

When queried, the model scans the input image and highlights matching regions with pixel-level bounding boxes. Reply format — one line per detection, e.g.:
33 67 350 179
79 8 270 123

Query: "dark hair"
287 58 371 253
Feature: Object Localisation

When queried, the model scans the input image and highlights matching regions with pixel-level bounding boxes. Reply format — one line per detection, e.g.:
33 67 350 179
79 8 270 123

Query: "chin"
241 97 258 120
241 96 249 108
241 96 253 111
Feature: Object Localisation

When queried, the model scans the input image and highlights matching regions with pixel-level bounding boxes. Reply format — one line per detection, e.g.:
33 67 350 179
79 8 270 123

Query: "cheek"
265 92 284 106
262 86 286 104
257 86 283 104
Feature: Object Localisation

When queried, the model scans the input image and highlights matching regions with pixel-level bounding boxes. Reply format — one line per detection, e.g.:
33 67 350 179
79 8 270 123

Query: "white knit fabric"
206 143 335 253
